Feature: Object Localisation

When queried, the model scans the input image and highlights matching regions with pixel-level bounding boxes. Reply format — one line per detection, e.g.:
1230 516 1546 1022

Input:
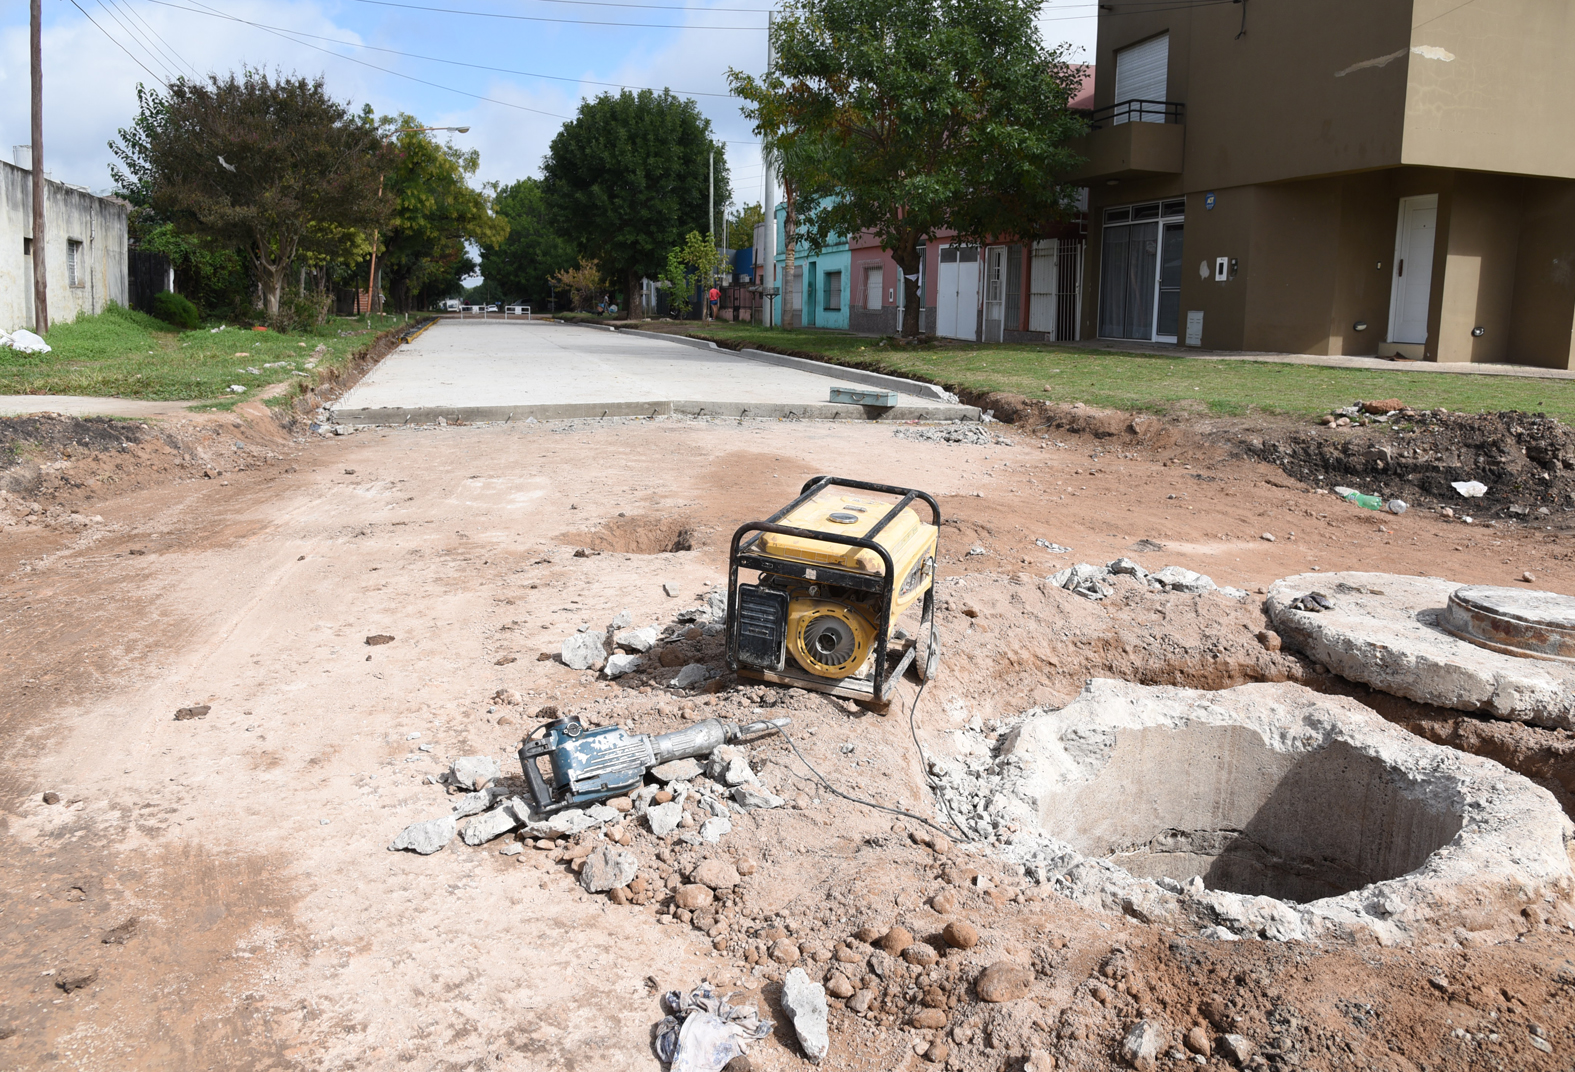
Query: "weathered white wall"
0 159 128 333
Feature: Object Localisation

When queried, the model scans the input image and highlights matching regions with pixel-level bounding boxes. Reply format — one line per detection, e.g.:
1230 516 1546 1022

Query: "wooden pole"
366 173 383 316
30 0 47 334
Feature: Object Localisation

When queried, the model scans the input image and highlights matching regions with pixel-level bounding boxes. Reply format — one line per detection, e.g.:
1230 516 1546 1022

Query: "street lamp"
367 126 472 315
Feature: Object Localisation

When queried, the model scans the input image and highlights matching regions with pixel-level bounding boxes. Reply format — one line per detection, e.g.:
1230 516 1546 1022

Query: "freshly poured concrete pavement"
329 320 979 425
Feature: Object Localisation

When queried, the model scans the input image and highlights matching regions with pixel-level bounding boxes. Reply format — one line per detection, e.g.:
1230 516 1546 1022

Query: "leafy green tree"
729 0 1086 336
376 116 508 312
480 178 575 306
541 89 727 317
110 70 391 319
726 203 764 252
549 258 607 312
657 230 727 317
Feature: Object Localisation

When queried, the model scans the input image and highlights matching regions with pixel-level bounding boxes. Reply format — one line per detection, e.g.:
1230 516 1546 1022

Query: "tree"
376 116 508 312
541 89 728 319
480 178 575 307
726 203 764 251
658 230 727 318
549 258 607 312
729 0 1086 336
111 70 391 319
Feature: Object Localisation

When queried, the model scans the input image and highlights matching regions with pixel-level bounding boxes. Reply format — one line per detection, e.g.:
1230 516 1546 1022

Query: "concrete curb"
611 327 960 405
329 398 977 426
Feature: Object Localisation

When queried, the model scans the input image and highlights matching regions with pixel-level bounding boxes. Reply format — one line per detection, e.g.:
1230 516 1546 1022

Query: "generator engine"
725 476 940 702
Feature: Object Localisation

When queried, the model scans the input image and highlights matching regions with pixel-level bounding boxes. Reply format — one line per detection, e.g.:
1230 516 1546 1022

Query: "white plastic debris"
1 328 51 353
228 385 246 393
1452 480 1488 498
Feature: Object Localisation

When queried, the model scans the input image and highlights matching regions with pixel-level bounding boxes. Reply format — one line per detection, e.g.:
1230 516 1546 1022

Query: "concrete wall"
1507 182 1575 370
0 159 128 332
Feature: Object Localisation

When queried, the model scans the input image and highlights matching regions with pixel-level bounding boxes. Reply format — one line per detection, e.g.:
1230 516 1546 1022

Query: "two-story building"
772 204 851 330
1070 0 1575 368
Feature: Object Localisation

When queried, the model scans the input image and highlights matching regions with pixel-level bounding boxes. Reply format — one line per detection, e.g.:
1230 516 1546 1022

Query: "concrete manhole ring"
1264 571 1575 730
932 679 1575 945
1441 584 1575 662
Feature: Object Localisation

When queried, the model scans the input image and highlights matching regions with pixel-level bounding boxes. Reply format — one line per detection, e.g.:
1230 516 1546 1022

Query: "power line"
349 0 767 30
144 0 740 97
67 0 169 86
122 0 202 76
93 0 178 81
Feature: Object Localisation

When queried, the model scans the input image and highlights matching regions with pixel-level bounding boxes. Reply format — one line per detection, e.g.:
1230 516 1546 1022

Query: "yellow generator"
726 476 940 702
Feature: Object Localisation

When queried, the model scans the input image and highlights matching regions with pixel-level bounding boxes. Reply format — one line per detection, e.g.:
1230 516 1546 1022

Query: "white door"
936 245 979 341
983 246 1006 342
1388 194 1437 345
1028 241 1056 333
936 251 958 338
864 266 883 311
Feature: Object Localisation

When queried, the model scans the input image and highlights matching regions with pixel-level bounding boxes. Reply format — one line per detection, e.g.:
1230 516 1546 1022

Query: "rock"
825 972 854 998
1024 1049 1055 1072
1218 1034 1255 1066
389 815 456 854
646 801 684 836
650 757 702 783
732 785 784 809
782 967 829 1062
929 833 953 855
848 989 873 1013
56 969 98 993
451 787 509 818
610 609 633 630
493 688 520 705
707 745 757 786
721 1057 751 1072
853 925 882 944
976 962 1033 1003
910 1008 947 1029
604 653 643 678
1255 629 1281 652
101 917 138 945
663 582 680 597
903 943 939 967
174 705 210 721
675 884 714 909
875 926 913 956
942 921 979 949
1150 565 1216 594
1260 532 1275 542
1120 1020 1165 1071
450 756 501 790
580 845 639 892
769 938 801 964
1048 562 1112 601
41 792 60 805
691 859 742 889
699 816 732 842
608 796 632 813
930 890 958 914
1184 1026 1211 1057
1265 572 1575 730
461 805 521 846
365 634 394 645
922 1040 949 1064
615 625 659 652
1108 557 1150 581
562 632 607 671
672 663 711 690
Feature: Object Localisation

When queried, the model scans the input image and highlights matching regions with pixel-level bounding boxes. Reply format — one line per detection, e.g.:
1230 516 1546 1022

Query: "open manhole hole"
937 680 1575 942
1040 724 1461 903
558 515 696 555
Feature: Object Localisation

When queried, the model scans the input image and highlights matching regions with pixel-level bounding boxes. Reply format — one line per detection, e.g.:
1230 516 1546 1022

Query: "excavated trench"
1040 724 1464 904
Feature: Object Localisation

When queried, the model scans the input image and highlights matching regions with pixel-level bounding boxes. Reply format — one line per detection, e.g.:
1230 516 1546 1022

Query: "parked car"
437 297 461 312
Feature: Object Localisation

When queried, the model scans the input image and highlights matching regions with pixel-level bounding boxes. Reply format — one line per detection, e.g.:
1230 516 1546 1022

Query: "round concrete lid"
1442 585 1575 662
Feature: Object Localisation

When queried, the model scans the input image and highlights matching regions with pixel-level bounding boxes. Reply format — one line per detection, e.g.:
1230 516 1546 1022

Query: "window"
67 239 84 286
23 236 32 256
823 271 842 311
863 266 883 309
1113 34 1169 123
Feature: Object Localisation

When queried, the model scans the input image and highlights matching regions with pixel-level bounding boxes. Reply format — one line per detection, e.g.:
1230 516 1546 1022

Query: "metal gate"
127 250 172 313
1028 238 1084 341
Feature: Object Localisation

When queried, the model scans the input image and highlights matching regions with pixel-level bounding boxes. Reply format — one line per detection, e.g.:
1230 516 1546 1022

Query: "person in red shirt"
707 286 720 321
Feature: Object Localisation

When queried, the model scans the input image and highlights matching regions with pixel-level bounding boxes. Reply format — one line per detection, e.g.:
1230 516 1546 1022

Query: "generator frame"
725 475 940 702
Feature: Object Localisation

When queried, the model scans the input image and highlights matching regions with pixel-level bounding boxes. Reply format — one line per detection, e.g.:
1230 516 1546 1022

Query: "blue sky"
0 0 1097 240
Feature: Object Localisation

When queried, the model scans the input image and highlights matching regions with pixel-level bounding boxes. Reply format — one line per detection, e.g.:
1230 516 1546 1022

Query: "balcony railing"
1084 99 1185 130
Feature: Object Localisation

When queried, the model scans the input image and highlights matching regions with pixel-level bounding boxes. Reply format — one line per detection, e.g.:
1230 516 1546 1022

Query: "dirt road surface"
3 407 1574 1071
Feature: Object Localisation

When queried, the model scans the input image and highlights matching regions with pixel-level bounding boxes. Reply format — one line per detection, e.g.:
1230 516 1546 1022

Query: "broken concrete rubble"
781 968 829 1062
604 652 643 678
1266 571 1575 730
579 844 638 892
614 624 659 652
388 815 456 854
932 678 1574 944
449 756 501 790
461 800 526 846
672 663 711 689
705 745 756 786
1046 559 1245 602
561 631 607 671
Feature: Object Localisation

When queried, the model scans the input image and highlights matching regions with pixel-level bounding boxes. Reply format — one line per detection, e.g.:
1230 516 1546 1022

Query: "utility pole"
708 147 715 321
760 11 777 327
30 0 47 334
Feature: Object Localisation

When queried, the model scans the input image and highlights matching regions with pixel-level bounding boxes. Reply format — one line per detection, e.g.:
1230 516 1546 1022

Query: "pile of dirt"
1235 408 1575 518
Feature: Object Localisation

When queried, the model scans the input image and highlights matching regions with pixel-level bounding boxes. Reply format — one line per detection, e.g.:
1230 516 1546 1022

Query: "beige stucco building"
1 158 128 333
1070 0 1575 368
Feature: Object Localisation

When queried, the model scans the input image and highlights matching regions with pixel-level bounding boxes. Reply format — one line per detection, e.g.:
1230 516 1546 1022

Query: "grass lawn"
666 323 1575 423
0 304 408 408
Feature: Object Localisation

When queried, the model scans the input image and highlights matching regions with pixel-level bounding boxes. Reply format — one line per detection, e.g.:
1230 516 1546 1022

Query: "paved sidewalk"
330 320 979 425
1063 339 1575 381
0 395 194 418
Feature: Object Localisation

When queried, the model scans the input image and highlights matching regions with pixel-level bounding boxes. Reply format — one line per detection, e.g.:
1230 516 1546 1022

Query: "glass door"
1155 222 1184 342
